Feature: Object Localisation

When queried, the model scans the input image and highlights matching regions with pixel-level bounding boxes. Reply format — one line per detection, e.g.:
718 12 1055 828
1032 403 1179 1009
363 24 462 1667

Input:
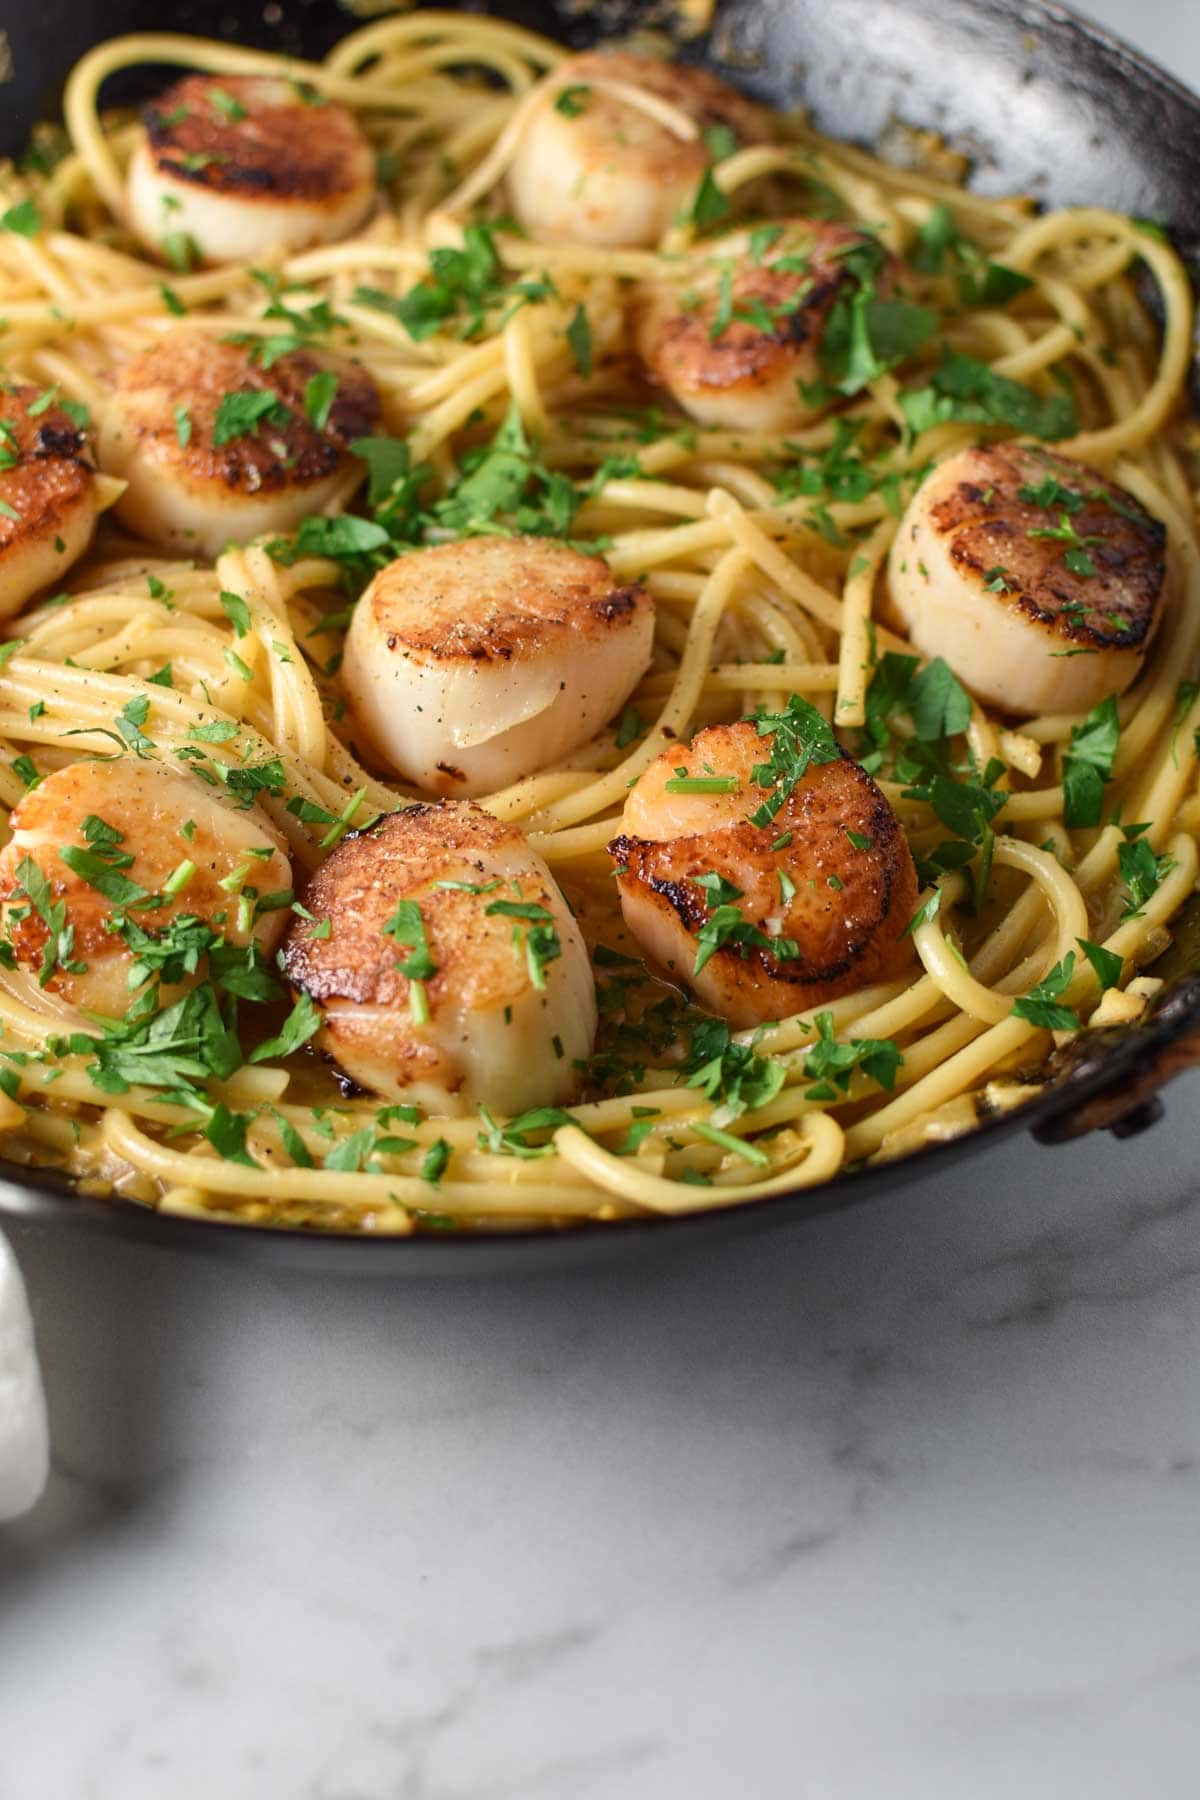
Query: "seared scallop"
282 800 596 1115
0 756 292 1017
507 51 772 249
888 444 1167 717
635 220 889 431
98 329 380 558
609 713 917 1028
0 382 107 617
127 75 375 266
342 536 655 797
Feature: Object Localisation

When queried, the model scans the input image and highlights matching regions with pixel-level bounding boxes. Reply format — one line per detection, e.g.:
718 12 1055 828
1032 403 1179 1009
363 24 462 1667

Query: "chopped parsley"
554 84 591 117
218 590 251 637
304 370 338 432
901 350 1078 440
212 387 291 447
1011 953 1080 1031
745 692 841 827
1076 937 1122 992
1118 837 1176 919
682 1017 786 1121
802 1012 902 1101
382 898 437 1022
2 200 41 238
566 304 593 378
1062 695 1120 829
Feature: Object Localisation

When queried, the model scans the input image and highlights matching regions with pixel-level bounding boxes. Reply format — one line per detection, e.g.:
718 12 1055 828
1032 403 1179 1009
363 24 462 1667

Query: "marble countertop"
4 4 1200 1797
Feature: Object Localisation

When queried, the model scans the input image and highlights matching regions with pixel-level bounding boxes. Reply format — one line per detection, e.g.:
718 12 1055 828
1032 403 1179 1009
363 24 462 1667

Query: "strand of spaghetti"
217 548 327 767
439 69 561 216
531 547 748 830
503 303 549 440
913 840 1089 1025
794 123 1032 226
321 10 564 78
638 662 841 697
846 833 1198 1157
101 1110 624 1218
835 518 894 727
552 1114 844 1215
1007 213 1193 459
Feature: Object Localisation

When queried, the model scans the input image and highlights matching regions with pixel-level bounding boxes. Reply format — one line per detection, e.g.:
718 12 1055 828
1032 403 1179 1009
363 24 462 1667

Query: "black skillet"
1 0 1199 1272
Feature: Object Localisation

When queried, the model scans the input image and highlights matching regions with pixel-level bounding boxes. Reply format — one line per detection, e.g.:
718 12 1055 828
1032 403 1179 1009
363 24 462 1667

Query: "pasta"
0 10 1193 1237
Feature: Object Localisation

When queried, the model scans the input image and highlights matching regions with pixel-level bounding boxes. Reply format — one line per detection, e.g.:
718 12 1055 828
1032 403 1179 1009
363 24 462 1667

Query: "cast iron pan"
1 0 1199 1272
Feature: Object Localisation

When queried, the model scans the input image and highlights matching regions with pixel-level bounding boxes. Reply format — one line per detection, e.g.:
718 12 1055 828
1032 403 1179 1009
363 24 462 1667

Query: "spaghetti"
0 10 1190 1235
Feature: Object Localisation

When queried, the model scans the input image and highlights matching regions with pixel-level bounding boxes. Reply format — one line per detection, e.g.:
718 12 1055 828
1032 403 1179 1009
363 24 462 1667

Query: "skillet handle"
1032 980 1200 1145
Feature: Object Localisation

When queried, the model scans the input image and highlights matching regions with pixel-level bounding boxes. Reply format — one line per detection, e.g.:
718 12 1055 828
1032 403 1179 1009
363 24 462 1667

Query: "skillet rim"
2 0 1200 1267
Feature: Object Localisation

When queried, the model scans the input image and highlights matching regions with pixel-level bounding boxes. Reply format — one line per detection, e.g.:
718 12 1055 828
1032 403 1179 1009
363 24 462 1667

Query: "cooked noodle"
0 11 1192 1235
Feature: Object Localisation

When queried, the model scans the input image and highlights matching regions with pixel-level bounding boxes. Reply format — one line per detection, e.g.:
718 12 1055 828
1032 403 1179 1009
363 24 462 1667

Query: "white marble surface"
4 3 1200 1796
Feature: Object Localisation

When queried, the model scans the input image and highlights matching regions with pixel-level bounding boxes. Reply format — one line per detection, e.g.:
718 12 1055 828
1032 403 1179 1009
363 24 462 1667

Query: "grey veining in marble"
3 4 1200 1796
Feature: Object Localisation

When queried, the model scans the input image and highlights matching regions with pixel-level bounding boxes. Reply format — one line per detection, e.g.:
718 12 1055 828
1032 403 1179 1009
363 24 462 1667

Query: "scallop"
888 443 1168 717
282 800 597 1116
97 328 380 558
0 382 107 617
609 717 918 1028
127 75 375 266
507 51 772 249
341 535 655 797
0 756 292 1017
635 220 888 431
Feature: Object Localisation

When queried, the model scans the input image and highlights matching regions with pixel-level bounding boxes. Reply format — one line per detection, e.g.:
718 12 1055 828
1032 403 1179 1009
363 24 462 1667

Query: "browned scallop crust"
145 75 369 203
926 443 1165 649
0 382 93 555
609 753 917 1006
638 226 876 397
115 331 379 495
283 803 543 1013
362 536 652 664
562 50 773 185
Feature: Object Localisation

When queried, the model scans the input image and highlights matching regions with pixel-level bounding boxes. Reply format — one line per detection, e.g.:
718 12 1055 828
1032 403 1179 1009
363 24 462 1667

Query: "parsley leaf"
212 388 290 446
304 369 338 432
249 991 321 1063
1076 937 1122 992
554 84 591 117
1062 695 1120 829
900 350 1078 440
745 692 841 827
802 1012 902 1100
566 304 593 378
682 1017 786 1122
1118 837 1175 918
688 168 731 231
477 1104 573 1158
218 590 251 637
693 905 797 977
2 199 40 237
1011 953 1080 1030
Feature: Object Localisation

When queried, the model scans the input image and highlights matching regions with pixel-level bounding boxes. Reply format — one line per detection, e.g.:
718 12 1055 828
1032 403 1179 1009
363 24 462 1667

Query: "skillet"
1 0 1199 1273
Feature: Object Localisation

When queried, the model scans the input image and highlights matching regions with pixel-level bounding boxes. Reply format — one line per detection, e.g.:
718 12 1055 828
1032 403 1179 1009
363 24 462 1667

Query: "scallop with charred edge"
128 75 375 265
0 382 106 616
98 328 380 558
282 801 597 1116
635 220 889 431
609 720 918 1029
342 536 655 797
0 757 292 1018
888 443 1168 717
507 51 773 248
